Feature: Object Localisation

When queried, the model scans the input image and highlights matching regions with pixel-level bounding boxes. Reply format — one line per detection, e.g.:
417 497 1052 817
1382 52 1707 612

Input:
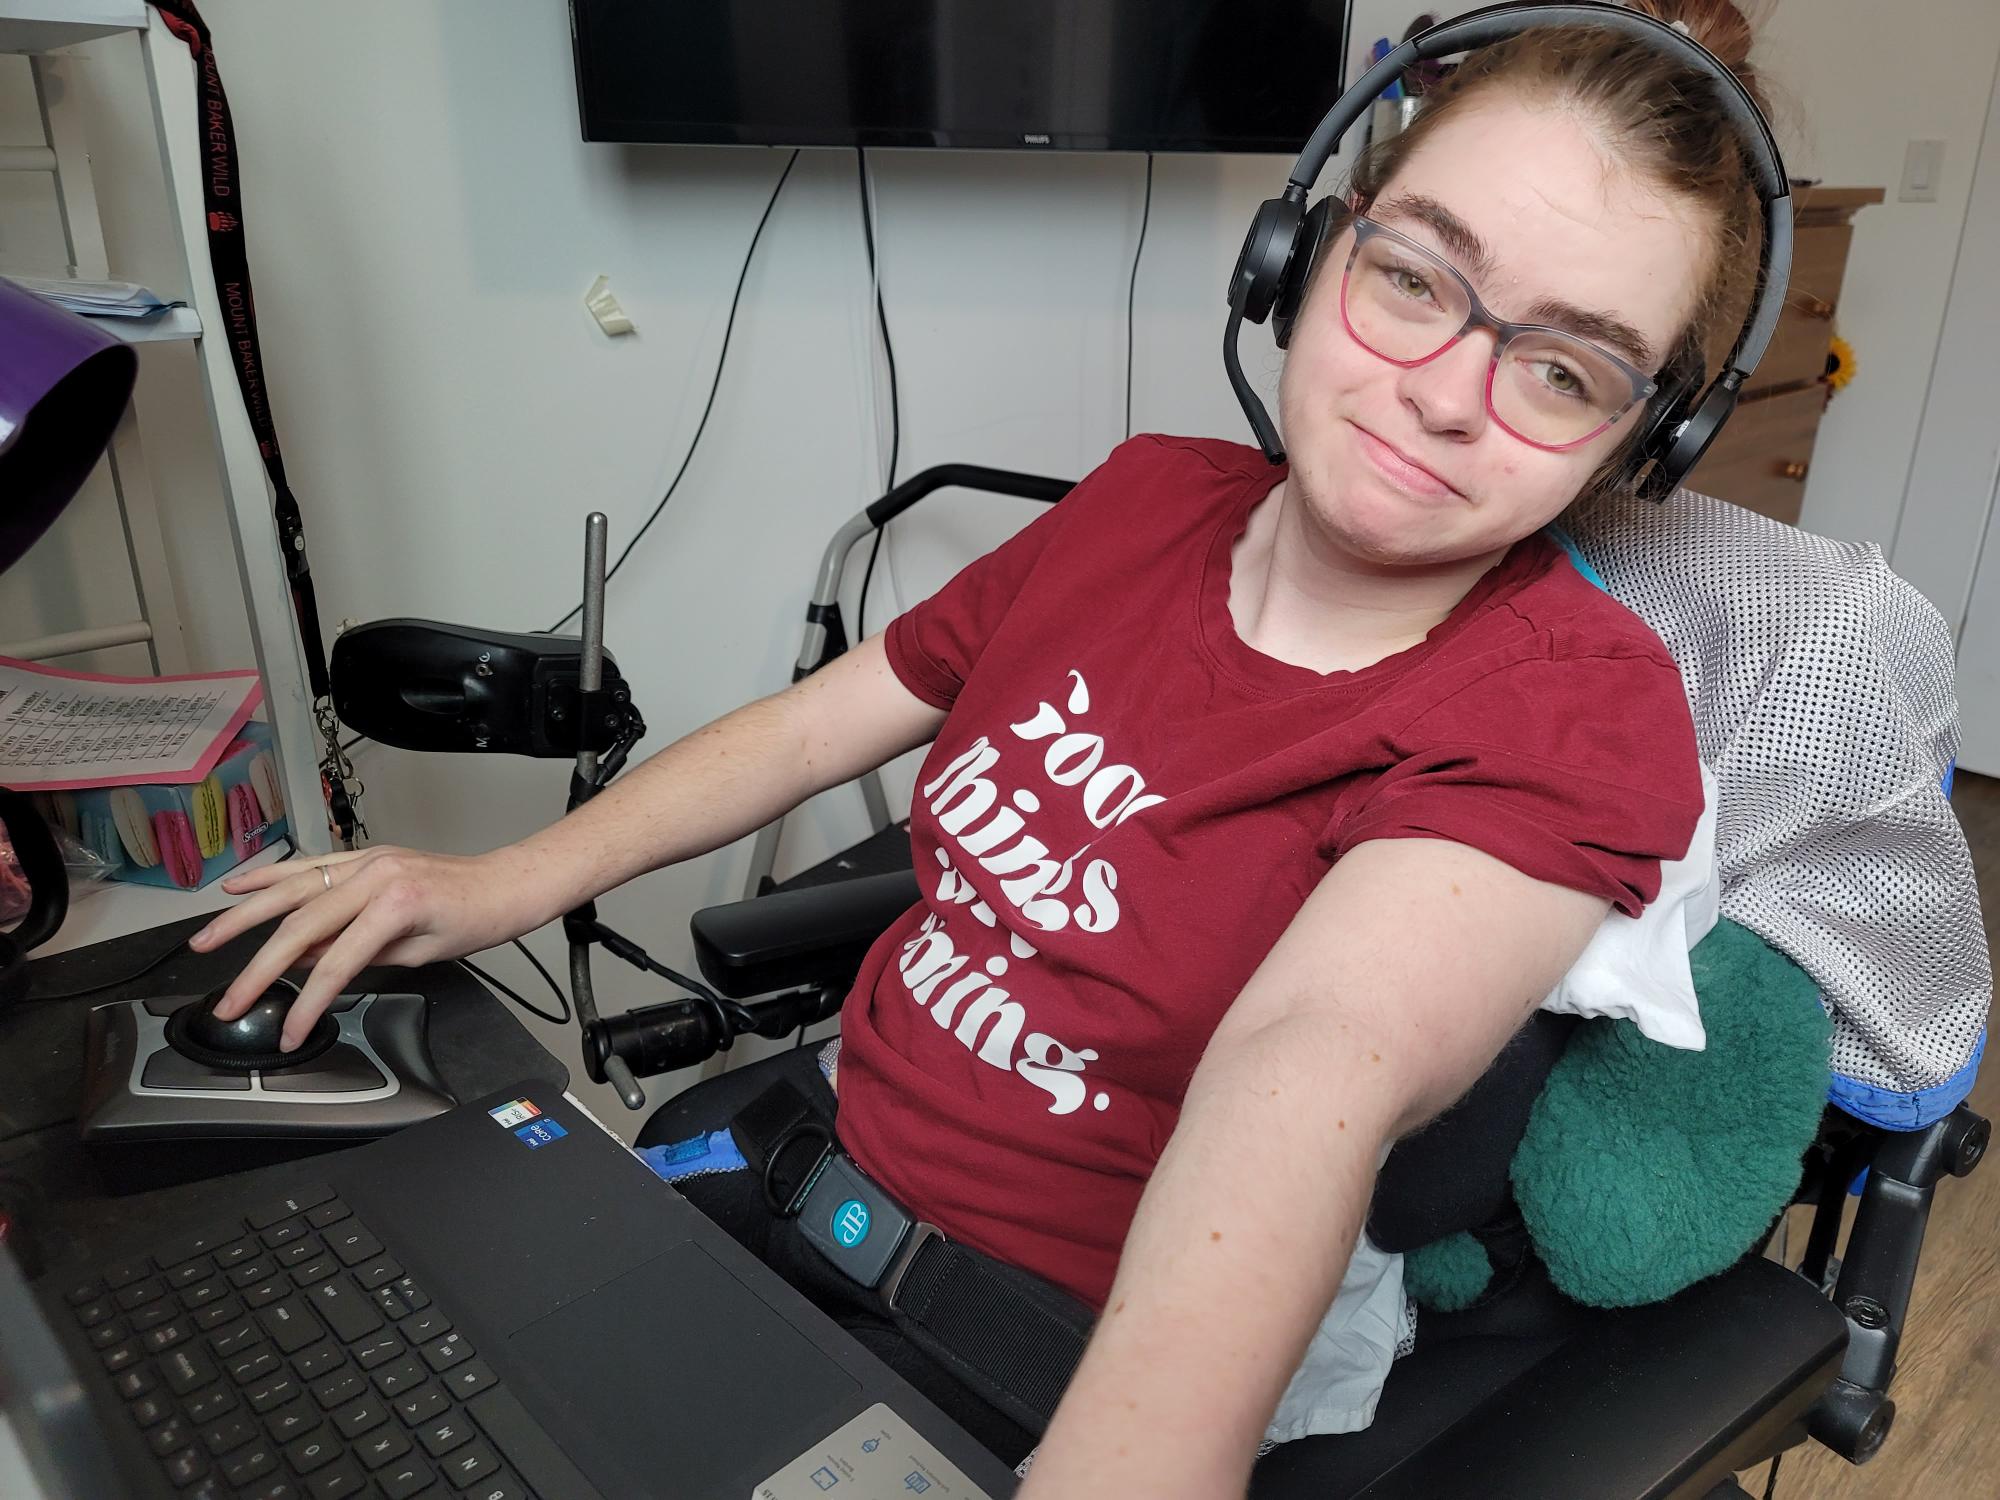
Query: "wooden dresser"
1684 186 1884 524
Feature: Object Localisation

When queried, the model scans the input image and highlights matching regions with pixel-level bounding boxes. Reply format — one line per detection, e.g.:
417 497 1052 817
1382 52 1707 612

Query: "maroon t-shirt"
835 434 1702 1308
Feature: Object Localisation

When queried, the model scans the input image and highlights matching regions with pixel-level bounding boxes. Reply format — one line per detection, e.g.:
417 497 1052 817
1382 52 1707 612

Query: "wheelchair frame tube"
744 464 1072 900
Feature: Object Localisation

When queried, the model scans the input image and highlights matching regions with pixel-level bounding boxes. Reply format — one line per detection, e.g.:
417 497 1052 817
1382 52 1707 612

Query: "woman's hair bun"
1629 0 1764 79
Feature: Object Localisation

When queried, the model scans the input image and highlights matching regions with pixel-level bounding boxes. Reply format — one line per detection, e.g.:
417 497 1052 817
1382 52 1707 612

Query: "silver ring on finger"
320 865 334 891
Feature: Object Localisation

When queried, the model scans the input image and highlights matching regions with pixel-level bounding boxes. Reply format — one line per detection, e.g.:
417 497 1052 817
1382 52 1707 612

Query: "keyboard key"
376 1455 435 1500
440 1438 499 1489
64 1276 108 1306
149 1416 195 1456
221 1440 279 1487
193 1297 244 1331
390 1276 430 1312
332 1395 389 1439
355 1423 411 1470
353 1331 405 1369
214 1236 260 1270
283 1429 341 1474
74 1296 116 1328
247 1185 334 1230
416 1412 474 1457
305 1454 369 1499
158 1344 218 1395
400 1308 451 1344
371 1356 427 1399
463 1470 531 1500
371 1286 409 1321
228 1258 280 1290
262 1395 320 1444
246 1371 303 1415
305 1199 352 1230
88 1317 130 1349
292 1341 345 1381
260 1217 310 1250
115 1277 168 1311
102 1257 152 1290
242 1476 305 1500
439 1359 496 1401
325 1225 382 1267
200 1412 259 1456
180 1276 231 1310
185 1478 230 1500
162 1444 209 1487
186 1383 238 1424
304 1277 382 1342
258 1297 326 1354
289 1254 340 1288
469 1384 597 1499
211 1318 261 1357
129 1393 172 1428
245 1278 290 1311
130 1300 180 1333
100 1339 142 1374
113 1364 156 1400
419 1332 473 1373
275 1236 323 1268
142 1317 193 1354
354 1256 403 1292
156 1225 237 1269
310 1368 367 1410
168 1257 216 1289
228 1348 281 1386
392 1384 448 1426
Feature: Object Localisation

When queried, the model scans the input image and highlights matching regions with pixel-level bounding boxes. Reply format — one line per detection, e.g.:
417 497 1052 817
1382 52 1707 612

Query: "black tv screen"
570 2 1352 153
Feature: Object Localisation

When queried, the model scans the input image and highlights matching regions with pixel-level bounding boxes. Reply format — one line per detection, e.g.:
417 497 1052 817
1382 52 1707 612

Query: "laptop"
9 1082 1016 1499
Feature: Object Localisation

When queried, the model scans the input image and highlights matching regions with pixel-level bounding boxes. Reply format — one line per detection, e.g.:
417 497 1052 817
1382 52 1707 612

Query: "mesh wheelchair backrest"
1567 488 1990 1127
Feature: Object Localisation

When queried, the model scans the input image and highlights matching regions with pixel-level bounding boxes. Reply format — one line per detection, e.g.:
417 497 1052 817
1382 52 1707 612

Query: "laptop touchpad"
508 1241 861 1498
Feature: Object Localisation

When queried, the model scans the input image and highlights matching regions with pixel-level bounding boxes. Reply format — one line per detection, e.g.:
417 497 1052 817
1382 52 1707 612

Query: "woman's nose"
1396 332 1493 440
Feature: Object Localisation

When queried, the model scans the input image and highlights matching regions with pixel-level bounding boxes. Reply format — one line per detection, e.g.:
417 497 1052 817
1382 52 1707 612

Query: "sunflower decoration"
1824 330 1857 395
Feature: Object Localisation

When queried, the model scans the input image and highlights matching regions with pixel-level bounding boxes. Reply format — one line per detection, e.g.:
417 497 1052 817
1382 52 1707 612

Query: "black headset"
1224 0 1792 502
0 789 68 1008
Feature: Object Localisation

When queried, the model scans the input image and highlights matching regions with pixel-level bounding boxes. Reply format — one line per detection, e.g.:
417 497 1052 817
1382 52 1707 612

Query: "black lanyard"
149 0 358 845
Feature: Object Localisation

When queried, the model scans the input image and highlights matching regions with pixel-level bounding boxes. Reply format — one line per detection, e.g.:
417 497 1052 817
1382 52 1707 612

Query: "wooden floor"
1736 771 2000 1498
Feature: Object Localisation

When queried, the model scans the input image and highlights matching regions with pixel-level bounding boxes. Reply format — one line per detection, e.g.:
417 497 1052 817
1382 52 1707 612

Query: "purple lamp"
0 274 139 574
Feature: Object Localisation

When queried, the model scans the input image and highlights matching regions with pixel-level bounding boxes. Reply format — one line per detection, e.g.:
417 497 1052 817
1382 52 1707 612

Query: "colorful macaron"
152 809 203 890
191 775 228 859
249 752 285 823
228 782 267 860
109 786 160 869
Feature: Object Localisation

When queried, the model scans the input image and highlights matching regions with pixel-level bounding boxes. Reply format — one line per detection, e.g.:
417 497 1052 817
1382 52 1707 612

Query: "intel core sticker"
515 1119 568 1149
488 1098 541 1129
755 1402 992 1499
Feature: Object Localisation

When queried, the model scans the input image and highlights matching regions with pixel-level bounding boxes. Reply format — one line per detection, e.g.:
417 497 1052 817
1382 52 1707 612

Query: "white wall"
24 0 2000 1126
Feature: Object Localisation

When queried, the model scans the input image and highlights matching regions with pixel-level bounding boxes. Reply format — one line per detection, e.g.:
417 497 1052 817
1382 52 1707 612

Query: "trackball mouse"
163 978 339 1071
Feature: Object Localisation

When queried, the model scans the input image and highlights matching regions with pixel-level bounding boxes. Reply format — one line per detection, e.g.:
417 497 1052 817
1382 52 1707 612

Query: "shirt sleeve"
1329 651 1703 916
883 487 1077 709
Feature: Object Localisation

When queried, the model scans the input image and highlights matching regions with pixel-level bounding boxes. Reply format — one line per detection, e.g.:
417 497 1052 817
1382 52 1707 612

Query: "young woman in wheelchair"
192 2 1780 1492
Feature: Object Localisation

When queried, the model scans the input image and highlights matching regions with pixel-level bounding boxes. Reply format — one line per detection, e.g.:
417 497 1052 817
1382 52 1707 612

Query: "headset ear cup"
1229 196 1306 326
1272 198 1339 350
1641 384 1737 502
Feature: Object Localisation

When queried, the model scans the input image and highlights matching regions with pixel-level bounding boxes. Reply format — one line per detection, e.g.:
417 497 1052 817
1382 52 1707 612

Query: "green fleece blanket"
1405 918 1833 1311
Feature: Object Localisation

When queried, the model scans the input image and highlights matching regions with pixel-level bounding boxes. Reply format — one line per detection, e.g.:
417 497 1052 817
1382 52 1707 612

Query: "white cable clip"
1670 18 1692 35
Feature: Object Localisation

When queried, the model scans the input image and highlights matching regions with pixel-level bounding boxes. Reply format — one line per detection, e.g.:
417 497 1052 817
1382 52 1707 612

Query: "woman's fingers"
207 874 383 1019
219 847 373 897
193 856 366 955
279 902 418 1051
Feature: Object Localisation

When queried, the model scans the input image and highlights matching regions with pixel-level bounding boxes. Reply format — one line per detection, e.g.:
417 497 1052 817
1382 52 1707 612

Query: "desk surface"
1 911 568 1275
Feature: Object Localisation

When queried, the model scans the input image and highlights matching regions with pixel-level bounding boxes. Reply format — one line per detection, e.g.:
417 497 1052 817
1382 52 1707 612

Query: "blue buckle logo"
833 1198 871 1248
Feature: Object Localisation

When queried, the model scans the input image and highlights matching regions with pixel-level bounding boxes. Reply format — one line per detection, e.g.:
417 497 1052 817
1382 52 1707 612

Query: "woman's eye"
1532 359 1592 401
1385 264 1435 301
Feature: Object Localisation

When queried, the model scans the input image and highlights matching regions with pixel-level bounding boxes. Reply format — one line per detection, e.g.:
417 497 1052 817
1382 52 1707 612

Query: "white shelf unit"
1 5 332 900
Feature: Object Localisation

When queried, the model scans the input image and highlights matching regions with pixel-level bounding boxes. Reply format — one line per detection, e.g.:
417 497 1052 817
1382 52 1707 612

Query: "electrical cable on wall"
855 146 902 643
546 148 802 633
1126 151 1155 442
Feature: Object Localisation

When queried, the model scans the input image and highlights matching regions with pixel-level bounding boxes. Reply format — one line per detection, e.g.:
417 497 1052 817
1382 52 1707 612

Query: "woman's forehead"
1376 99 1707 347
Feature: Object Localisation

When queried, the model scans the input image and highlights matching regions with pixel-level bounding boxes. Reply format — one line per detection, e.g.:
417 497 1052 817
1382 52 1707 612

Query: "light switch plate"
1901 139 1945 202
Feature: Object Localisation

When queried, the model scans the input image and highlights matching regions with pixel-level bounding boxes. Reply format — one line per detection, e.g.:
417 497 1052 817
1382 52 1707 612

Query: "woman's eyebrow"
1376 192 1658 368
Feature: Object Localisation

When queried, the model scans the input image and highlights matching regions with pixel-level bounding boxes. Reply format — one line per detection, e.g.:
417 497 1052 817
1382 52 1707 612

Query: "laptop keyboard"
56 1183 546 1500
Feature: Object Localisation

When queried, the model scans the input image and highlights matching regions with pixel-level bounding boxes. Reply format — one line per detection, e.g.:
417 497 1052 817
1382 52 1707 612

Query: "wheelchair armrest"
1352 1256 1849 1499
689 870 922 998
